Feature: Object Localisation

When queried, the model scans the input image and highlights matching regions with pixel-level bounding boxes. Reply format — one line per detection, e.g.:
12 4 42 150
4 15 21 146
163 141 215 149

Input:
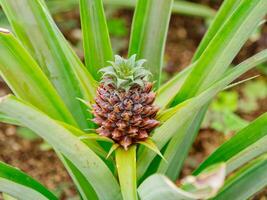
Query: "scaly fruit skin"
92 55 160 150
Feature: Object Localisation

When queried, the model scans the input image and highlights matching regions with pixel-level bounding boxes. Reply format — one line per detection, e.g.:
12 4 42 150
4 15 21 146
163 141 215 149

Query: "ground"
0 0 267 199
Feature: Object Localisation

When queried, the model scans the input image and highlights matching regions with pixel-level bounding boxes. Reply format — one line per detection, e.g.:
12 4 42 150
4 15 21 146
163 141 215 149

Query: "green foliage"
129 0 173 88
0 0 266 200
212 91 239 112
0 161 58 200
202 91 249 135
203 78 267 135
139 163 226 200
239 78 267 113
80 0 113 80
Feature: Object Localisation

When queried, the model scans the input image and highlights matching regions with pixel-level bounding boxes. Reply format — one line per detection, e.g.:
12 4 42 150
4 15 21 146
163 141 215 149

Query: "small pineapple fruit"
92 55 160 150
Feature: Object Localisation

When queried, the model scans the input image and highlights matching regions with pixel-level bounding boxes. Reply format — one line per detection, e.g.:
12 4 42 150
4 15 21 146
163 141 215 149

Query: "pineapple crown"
99 54 151 91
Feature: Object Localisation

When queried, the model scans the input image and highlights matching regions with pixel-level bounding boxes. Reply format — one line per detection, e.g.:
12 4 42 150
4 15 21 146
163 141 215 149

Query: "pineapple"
92 55 160 150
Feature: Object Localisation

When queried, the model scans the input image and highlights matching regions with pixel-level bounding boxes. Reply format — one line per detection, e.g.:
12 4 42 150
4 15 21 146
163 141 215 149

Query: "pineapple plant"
93 55 159 149
0 0 266 200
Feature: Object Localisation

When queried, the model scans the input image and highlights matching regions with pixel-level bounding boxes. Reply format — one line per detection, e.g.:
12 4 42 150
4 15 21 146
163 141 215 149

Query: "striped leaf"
0 95 122 200
213 154 267 200
80 0 113 80
137 49 267 180
173 0 267 104
116 146 137 200
129 0 173 88
194 112 267 176
0 0 96 129
0 161 57 200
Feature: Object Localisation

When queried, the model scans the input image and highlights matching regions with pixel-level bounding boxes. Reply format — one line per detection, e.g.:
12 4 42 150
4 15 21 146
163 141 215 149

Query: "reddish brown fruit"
92 82 160 150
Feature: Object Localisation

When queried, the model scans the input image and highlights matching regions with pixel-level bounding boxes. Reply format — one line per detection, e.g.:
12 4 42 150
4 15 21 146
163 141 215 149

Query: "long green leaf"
0 31 102 200
0 161 57 200
192 0 242 61
194 112 267 176
137 49 267 180
0 112 100 200
0 112 20 126
59 156 99 200
156 0 239 108
80 0 113 80
157 107 207 181
116 146 137 200
155 2 267 179
213 154 267 200
0 113 99 200
155 0 267 179
139 164 225 200
139 175 198 200
2 2 110 199
128 0 173 88
155 64 193 109
0 0 96 129
2 193 17 200
173 0 267 104
0 30 75 125
156 0 262 109
0 95 122 200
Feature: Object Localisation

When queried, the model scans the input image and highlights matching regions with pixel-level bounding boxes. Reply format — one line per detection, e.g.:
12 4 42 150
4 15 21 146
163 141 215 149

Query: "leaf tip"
106 144 119 159
0 28 10 34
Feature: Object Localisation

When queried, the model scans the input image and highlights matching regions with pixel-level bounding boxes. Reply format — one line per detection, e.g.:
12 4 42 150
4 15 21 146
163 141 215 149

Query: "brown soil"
1 1 267 199
0 124 76 200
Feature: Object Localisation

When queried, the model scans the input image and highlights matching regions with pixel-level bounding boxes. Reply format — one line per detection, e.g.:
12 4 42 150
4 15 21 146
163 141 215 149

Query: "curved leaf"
0 30 76 125
0 161 57 200
79 133 114 143
194 112 267 176
0 0 96 129
157 107 206 181
173 0 267 105
0 113 20 126
58 156 99 200
213 154 267 200
0 11 101 200
139 164 225 200
137 49 267 180
156 0 263 109
192 0 242 61
139 175 197 200
0 95 122 200
2 193 17 200
137 138 165 161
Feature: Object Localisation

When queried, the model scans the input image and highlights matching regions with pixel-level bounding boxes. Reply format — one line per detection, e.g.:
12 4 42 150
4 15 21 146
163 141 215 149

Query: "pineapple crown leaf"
100 54 152 90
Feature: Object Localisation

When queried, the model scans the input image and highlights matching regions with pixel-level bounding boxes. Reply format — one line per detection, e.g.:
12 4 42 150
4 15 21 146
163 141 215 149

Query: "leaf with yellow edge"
116 146 138 200
157 100 189 122
138 163 226 200
181 163 226 198
138 138 166 162
79 134 114 143
107 144 120 159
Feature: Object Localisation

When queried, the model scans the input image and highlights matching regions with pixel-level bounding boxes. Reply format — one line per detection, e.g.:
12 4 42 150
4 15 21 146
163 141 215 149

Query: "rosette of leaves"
0 0 267 200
